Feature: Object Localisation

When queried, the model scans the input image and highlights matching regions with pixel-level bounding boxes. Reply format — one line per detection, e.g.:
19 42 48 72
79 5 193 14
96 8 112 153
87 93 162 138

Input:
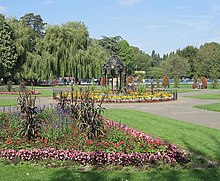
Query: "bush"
200 76 208 89
162 76 170 88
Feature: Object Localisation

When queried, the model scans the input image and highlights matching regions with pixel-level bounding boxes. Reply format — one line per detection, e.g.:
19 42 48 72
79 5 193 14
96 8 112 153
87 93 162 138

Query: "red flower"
44 139 48 143
114 144 118 148
17 140 22 144
119 141 124 145
5 138 11 144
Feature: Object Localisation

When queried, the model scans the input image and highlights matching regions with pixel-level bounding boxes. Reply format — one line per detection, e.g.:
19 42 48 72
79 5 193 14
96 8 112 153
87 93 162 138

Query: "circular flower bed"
54 89 176 103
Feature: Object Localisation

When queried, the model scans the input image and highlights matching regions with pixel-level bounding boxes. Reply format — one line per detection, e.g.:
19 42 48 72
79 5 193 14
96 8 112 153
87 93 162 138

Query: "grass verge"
193 103 220 112
0 99 17 106
187 93 220 100
0 162 220 181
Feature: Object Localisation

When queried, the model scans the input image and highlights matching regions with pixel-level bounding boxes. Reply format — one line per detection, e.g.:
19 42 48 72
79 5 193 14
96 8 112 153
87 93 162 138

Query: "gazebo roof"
107 55 124 68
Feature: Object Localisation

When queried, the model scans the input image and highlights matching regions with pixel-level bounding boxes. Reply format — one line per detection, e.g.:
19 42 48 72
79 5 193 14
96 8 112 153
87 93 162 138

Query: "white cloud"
119 0 142 6
43 0 54 5
169 15 211 30
112 16 123 21
0 5 7 13
147 25 162 29
212 4 220 13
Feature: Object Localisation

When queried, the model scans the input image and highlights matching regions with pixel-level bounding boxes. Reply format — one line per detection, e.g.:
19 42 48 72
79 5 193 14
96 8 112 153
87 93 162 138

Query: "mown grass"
0 162 220 181
194 103 220 112
0 99 17 106
0 88 52 97
104 109 220 161
187 93 220 100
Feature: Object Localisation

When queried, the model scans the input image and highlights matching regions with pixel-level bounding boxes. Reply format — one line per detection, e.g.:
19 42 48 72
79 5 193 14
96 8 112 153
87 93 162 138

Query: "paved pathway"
103 89 220 130
1 89 220 130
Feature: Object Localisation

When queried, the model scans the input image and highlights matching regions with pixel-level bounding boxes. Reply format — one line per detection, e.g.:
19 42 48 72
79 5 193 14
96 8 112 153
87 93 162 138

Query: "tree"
99 35 122 54
163 54 190 88
115 40 134 74
129 46 151 76
0 14 18 79
195 42 220 88
177 45 198 78
151 50 162 67
7 18 35 78
20 13 46 38
22 21 90 80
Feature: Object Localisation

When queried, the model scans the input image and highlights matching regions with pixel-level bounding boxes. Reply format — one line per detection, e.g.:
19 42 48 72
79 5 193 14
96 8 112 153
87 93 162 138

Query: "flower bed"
0 144 189 166
0 110 190 166
54 89 177 103
0 91 40 95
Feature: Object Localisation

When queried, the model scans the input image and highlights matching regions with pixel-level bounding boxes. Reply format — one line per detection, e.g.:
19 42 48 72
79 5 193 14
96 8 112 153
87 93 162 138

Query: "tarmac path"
103 89 220 130
1 89 220 130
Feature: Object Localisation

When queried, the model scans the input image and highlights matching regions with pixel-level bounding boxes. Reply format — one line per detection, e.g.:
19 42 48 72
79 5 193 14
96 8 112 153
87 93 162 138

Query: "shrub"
200 76 208 89
162 76 170 88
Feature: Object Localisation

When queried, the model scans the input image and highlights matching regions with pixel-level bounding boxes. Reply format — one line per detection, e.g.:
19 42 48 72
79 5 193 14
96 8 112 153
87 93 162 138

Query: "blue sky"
0 0 220 55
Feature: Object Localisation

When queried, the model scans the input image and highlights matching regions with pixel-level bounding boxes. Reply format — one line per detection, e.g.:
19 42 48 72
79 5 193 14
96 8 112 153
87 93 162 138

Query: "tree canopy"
0 14 18 79
0 12 220 88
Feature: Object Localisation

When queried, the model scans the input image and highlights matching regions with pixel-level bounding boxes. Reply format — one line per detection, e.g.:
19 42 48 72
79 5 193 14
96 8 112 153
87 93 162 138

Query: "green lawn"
0 162 219 181
194 103 220 112
0 88 52 97
187 93 220 100
0 99 17 106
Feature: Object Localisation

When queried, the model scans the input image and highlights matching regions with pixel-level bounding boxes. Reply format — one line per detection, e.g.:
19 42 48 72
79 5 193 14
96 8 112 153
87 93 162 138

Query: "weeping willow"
21 21 108 80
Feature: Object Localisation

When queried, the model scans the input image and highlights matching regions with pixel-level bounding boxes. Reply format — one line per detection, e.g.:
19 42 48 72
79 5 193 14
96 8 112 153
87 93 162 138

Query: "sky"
0 0 220 55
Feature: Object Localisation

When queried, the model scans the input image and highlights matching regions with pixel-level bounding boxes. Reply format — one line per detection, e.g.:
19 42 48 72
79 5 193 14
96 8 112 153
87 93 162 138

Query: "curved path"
1 89 220 130
103 89 220 130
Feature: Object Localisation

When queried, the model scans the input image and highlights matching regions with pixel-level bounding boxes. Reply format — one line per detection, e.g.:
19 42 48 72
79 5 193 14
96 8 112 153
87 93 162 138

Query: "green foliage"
164 54 190 88
0 14 18 78
1 12 220 87
195 42 220 83
177 45 198 78
20 13 46 38
151 50 162 67
7 18 36 77
99 35 122 54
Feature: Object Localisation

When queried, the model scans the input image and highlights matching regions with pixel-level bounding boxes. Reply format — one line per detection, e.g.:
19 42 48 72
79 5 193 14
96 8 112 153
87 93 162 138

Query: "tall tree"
131 46 151 76
20 13 46 38
177 45 198 78
151 50 162 67
0 14 18 79
22 21 89 80
196 42 220 88
99 35 122 55
115 40 134 74
163 54 189 88
7 18 35 78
